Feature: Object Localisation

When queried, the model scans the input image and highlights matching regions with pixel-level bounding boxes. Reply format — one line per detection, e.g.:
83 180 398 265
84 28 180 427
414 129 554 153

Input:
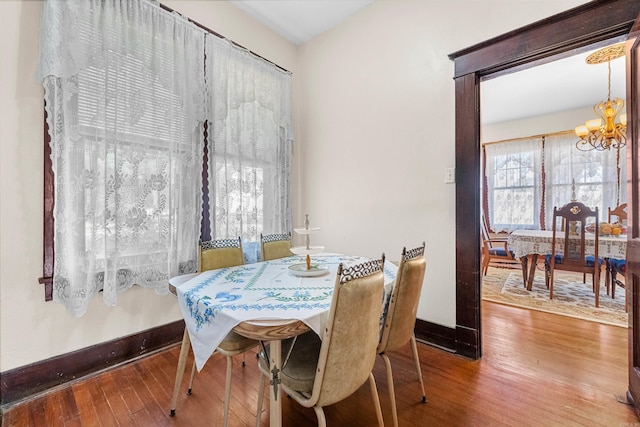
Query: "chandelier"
575 43 627 151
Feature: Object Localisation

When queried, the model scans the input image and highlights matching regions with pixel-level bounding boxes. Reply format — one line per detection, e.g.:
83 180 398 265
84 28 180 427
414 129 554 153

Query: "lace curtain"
206 37 293 263
484 132 627 233
485 137 543 232
35 0 206 317
544 133 626 227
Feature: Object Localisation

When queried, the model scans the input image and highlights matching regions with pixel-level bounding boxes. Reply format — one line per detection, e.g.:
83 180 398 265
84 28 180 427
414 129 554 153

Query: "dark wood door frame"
448 0 640 360
625 13 640 416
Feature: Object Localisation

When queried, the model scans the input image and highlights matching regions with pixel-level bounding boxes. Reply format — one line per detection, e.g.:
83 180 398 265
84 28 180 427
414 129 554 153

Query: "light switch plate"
445 167 455 184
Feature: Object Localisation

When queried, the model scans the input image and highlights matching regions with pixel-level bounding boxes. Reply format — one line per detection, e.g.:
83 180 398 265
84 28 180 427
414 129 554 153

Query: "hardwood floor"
2 301 637 426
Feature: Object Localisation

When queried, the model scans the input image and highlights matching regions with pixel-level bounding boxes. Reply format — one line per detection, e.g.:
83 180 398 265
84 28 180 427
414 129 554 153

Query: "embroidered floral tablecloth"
175 254 398 370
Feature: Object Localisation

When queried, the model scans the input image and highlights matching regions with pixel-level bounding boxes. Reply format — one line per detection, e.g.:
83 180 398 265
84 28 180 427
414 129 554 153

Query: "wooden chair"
481 214 519 275
544 202 603 307
605 203 628 303
255 257 387 427
608 203 628 224
377 243 427 427
260 232 293 261
170 237 258 427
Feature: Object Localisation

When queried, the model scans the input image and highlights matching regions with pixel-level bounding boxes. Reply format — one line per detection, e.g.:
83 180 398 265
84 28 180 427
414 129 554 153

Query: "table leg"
527 254 538 291
170 329 191 416
519 256 528 288
269 340 282 427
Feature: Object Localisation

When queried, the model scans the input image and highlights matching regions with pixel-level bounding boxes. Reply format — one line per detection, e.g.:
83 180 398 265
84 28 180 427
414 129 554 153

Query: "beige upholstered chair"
377 243 427 427
260 232 293 261
198 237 245 271
255 257 387 427
170 237 258 427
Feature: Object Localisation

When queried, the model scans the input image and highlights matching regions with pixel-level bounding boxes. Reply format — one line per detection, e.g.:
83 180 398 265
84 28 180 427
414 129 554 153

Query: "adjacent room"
480 41 629 327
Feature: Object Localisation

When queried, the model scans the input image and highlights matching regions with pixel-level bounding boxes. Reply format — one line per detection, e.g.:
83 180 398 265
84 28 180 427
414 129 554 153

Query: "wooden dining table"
172 254 398 427
507 229 628 290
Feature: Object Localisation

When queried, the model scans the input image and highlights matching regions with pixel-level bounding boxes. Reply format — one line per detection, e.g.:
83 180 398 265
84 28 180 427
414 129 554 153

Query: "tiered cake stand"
290 214 324 256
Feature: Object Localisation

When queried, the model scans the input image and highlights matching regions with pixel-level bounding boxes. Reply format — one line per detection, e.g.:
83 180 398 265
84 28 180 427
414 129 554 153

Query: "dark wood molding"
449 0 640 78
450 0 640 360
415 319 456 353
0 321 184 409
40 103 54 301
454 72 482 360
0 318 453 410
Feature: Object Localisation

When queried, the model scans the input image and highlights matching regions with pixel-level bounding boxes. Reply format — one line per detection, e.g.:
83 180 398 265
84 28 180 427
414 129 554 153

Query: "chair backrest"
378 243 426 354
311 256 385 409
198 237 244 272
608 203 628 224
551 202 599 269
260 232 293 261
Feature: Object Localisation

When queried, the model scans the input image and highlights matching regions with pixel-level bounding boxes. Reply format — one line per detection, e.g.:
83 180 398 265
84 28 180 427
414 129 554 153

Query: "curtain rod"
482 129 575 146
158 2 292 75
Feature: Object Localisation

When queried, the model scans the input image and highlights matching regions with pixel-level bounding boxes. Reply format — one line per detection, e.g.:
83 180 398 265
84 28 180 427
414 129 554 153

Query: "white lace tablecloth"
174 254 398 370
507 229 628 260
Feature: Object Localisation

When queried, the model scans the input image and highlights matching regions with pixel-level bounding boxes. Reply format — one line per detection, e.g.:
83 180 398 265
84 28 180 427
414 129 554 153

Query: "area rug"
482 268 628 327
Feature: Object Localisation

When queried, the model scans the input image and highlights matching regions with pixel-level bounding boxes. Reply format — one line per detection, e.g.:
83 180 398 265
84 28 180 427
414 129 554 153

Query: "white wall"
295 0 588 328
0 0 297 372
0 0 588 373
482 106 595 143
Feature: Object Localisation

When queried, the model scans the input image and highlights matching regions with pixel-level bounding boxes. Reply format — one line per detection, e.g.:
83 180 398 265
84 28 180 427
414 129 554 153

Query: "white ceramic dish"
288 263 330 277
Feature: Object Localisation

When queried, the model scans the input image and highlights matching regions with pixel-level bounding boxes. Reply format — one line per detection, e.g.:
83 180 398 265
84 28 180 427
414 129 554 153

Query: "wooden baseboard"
415 318 456 353
0 320 184 409
0 318 457 410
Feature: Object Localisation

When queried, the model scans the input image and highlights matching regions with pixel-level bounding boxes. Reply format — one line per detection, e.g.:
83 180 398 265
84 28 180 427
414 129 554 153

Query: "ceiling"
481 43 626 125
228 1 627 125
229 0 374 45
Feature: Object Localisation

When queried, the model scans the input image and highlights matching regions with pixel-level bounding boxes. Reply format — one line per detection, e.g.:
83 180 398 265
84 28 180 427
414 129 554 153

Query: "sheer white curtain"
206 37 293 263
36 0 207 316
485 137 543 232
544 133 626 227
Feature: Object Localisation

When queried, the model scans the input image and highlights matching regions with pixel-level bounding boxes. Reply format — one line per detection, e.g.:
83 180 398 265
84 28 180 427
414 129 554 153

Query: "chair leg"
520 257 528 289
187 361 197 394
313 406 327 427
170 329 192 416
368 372 384 427
381 353 398 427
223 355 233 427
546 261 555 299
544 261 550 290
256 369 266 427
594 267 600 308
410 335 427 403
482 254 489 276
605 259 612 296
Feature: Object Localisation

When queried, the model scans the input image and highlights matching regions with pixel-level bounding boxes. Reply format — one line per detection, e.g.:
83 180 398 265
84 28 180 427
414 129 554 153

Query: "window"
484 136 542 232
483 132 625 232
206 36 293 263
36 0 292 316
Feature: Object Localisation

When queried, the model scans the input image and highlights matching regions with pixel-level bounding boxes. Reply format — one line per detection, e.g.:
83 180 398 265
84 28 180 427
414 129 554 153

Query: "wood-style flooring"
1 300 637 426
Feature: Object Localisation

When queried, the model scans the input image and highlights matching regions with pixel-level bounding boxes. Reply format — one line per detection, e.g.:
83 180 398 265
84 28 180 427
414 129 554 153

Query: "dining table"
172 253 398 427
507 229 628 290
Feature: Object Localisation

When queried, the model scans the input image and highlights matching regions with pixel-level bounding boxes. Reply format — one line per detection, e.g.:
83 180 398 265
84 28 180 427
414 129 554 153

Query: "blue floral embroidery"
215 291 241 302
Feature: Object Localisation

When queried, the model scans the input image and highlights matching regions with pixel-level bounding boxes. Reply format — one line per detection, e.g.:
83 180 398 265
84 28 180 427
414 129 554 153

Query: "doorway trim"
448 0 640 360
